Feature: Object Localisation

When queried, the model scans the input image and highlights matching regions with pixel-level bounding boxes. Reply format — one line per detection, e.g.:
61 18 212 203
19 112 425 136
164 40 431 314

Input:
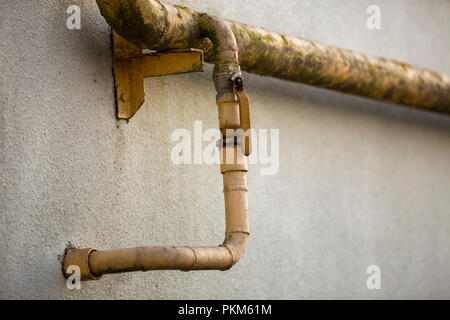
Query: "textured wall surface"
1 0 450 299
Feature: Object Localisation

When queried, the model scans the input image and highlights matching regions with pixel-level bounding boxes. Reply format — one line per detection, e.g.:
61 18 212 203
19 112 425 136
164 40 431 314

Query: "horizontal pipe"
227 23 450 112
88 234 249 274
96 0 450 113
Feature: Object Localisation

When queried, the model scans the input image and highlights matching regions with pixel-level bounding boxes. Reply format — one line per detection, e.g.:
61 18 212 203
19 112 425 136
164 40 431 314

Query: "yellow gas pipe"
63 0 450 281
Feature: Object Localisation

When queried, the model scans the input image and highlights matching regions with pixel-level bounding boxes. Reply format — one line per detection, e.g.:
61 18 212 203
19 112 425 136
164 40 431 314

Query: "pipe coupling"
63 248 102 281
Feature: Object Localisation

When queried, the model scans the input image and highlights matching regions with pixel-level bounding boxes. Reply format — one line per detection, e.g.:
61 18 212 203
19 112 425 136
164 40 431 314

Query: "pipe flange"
63 247 102 281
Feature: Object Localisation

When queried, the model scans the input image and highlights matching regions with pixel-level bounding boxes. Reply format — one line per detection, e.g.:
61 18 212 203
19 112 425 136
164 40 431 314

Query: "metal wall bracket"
112 32 205 119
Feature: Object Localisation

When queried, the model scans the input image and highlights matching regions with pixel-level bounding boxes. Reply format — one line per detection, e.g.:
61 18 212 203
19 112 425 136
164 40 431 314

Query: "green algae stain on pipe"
227 21 450 113
96 0 450 114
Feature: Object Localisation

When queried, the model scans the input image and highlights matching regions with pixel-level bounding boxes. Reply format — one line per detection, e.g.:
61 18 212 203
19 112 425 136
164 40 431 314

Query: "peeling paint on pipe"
96 0 449 113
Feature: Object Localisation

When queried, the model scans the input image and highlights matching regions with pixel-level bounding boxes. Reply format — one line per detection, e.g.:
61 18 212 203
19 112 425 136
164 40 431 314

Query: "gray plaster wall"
1 0 450 299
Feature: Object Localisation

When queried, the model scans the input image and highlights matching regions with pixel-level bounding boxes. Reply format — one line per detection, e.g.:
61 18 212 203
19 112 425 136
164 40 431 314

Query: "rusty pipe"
95 0 450 113
63 7 249 280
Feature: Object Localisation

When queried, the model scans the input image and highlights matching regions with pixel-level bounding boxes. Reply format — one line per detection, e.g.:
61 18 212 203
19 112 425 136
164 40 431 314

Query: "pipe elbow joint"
221 232 250 270
198 14 240 78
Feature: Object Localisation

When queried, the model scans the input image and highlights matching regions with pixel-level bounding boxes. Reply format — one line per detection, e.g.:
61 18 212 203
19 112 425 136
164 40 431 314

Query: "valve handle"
231 74 252 156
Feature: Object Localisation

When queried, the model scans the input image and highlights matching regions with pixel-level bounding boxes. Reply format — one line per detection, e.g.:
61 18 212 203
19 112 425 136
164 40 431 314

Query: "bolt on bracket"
112 32 205 119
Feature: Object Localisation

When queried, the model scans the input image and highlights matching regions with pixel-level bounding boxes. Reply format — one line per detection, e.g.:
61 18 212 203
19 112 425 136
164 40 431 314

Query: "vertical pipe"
63 12 250 280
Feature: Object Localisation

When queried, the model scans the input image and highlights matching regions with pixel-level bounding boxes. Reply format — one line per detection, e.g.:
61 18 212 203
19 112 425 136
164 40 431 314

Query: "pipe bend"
198 14 240 77
64 167 250 278
96 1 240 76
221 232 250 268
63 162 250 279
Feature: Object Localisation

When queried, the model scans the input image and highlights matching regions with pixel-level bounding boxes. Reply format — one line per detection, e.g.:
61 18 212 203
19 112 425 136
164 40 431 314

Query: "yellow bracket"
112 32 205 119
